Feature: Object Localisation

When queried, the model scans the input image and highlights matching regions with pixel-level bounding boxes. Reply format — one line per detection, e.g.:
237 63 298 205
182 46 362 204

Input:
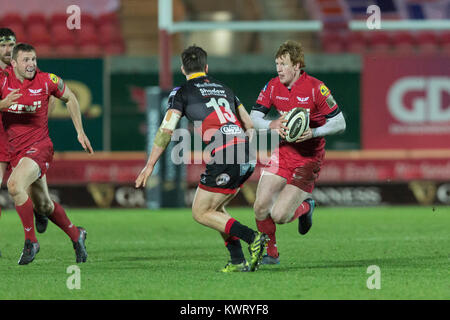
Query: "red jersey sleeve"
314 82 339 117
253 78 275 115
46 73 66 98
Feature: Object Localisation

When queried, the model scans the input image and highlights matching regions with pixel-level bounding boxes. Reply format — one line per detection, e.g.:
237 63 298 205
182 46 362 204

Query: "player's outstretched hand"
269 113 289 139
78 132 94 154
135 165 154 188
0 89 21 110
295 127 313 143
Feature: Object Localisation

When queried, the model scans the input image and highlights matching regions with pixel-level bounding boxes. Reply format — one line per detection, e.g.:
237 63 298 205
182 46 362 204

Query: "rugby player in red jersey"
136 46 268 272
250 40 346 264
0 43 94 265
0 28 56 242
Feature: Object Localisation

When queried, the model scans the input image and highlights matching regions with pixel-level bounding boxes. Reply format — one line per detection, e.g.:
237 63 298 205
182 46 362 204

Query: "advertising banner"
362 55 450 149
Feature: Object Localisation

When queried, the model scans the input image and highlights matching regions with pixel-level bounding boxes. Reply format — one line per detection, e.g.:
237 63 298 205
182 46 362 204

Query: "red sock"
15 197 38 243
289 201 311 223
49 201 80 242
256 217 278 258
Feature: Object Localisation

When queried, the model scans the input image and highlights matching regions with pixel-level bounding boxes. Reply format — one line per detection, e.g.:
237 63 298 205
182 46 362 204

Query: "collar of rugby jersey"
187 72 206 80
288 69 308 90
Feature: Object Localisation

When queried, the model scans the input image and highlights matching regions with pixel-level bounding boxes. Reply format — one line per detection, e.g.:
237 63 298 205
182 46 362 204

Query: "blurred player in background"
0 43 93 265
250 40 346 264
136 45 268 272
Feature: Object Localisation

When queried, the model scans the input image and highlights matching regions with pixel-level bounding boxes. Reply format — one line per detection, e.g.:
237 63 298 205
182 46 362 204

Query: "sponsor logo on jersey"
326 95 337 108
194 82 223 88
220 124 243 135
216 173 230 186
199 88 226 97
49 73 59 84
169 87 180 98
7 101 41 113
276 96 289 101
320 84 330 97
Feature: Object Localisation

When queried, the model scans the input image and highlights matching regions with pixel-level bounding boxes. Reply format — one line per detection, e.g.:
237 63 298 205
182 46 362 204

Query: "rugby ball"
283 107 309 142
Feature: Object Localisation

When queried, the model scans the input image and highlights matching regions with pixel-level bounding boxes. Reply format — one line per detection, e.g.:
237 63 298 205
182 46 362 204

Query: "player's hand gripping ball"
282 107 310 142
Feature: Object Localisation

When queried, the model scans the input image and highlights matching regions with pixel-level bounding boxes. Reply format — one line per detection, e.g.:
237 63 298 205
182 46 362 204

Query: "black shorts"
198 162 255 194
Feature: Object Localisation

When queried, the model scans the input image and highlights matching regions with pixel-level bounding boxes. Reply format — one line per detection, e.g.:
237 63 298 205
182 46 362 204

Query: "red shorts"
264 145 324 193
10 139 54 177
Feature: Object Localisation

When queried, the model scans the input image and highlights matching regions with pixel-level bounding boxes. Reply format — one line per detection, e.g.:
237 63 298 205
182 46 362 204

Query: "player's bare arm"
59 84 94 154
135 109 181 188
0 88 21 110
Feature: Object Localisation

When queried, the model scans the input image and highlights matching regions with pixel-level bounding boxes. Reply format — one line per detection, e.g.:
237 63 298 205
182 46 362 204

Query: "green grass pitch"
0 206 448 300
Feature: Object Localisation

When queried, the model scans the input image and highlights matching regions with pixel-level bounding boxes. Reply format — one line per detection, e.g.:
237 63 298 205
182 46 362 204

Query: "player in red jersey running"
0 43 94 265
250 40 346 264
136 46 268 272
0 29 56 245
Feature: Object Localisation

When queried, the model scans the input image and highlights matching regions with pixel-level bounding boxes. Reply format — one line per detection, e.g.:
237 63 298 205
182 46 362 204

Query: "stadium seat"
28 24 51 47
367 32 391 54
53 44 78 57
391 32 415 55
441 32 450 55
104 38 125 55
346 32 367 54
320 32 346 53
78 33 102 57
415 31 439 54
51 24 76 45
0 13 26 41
97 12 120 25
26 12 48 28
33 43 53 57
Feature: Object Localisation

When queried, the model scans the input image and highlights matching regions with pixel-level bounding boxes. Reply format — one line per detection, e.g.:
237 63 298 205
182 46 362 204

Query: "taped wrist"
153 127 172 148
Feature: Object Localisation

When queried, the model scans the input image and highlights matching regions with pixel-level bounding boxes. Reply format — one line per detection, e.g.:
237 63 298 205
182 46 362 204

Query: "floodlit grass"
0 206 448 300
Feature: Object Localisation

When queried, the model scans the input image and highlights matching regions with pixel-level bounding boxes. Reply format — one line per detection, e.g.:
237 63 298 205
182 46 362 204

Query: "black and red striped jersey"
167 72 248 152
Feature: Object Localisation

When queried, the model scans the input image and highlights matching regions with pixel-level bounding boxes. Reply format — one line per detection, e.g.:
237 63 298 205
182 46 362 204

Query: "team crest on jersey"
320 84 330 97
169 87 180 98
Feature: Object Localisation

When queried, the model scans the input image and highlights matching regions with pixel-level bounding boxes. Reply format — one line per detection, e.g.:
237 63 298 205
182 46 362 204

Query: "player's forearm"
312 112 346 138
65 95 85 135
146 128 172 167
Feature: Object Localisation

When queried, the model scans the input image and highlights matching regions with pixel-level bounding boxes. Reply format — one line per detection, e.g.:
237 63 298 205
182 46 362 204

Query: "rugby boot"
72 227 88 263
34 211 49 234
220 260 249 272
248 232 269 272
18 239 40 265
261 254 280 265
299 198 315 235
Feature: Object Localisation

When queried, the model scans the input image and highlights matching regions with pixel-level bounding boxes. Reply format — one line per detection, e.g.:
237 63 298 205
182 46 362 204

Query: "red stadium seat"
33 43 53 57
441 31 450 54
320 32 346 53
27 12 48 27
50 24 76 46
416 31 439 54
49 13 67 26
346 32 367 54
104 38 125 55
97 12 119 25
1 13 23 27
54 44 78 57
367 32 391 54
392 32 415 55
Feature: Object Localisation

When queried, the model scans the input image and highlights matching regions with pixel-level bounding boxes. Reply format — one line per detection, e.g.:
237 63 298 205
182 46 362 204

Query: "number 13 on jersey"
206 97 237 124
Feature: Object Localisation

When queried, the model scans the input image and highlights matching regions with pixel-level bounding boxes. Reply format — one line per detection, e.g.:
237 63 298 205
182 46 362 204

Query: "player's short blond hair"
275 40 305 69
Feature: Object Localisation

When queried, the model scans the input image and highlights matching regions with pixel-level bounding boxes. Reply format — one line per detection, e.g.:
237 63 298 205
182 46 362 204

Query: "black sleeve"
166 86 185 115
252 103 271 115
325 107 341 119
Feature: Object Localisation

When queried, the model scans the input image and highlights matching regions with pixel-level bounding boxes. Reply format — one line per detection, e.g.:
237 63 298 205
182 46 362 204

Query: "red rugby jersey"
253 70 340 156
0 65 12 160
0 69 65 153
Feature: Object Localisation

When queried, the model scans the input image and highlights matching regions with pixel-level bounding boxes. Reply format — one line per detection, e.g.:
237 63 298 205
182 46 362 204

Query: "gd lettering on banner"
362 55 450 149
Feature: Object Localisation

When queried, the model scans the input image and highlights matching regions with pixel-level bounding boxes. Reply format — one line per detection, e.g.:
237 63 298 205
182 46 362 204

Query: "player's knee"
271 209 289 225
7 178 24 198
34 200 54 216
253 200 270 220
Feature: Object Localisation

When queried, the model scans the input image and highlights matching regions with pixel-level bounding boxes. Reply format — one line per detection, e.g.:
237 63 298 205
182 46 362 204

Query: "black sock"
226 238 245 264
228 220 256 244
